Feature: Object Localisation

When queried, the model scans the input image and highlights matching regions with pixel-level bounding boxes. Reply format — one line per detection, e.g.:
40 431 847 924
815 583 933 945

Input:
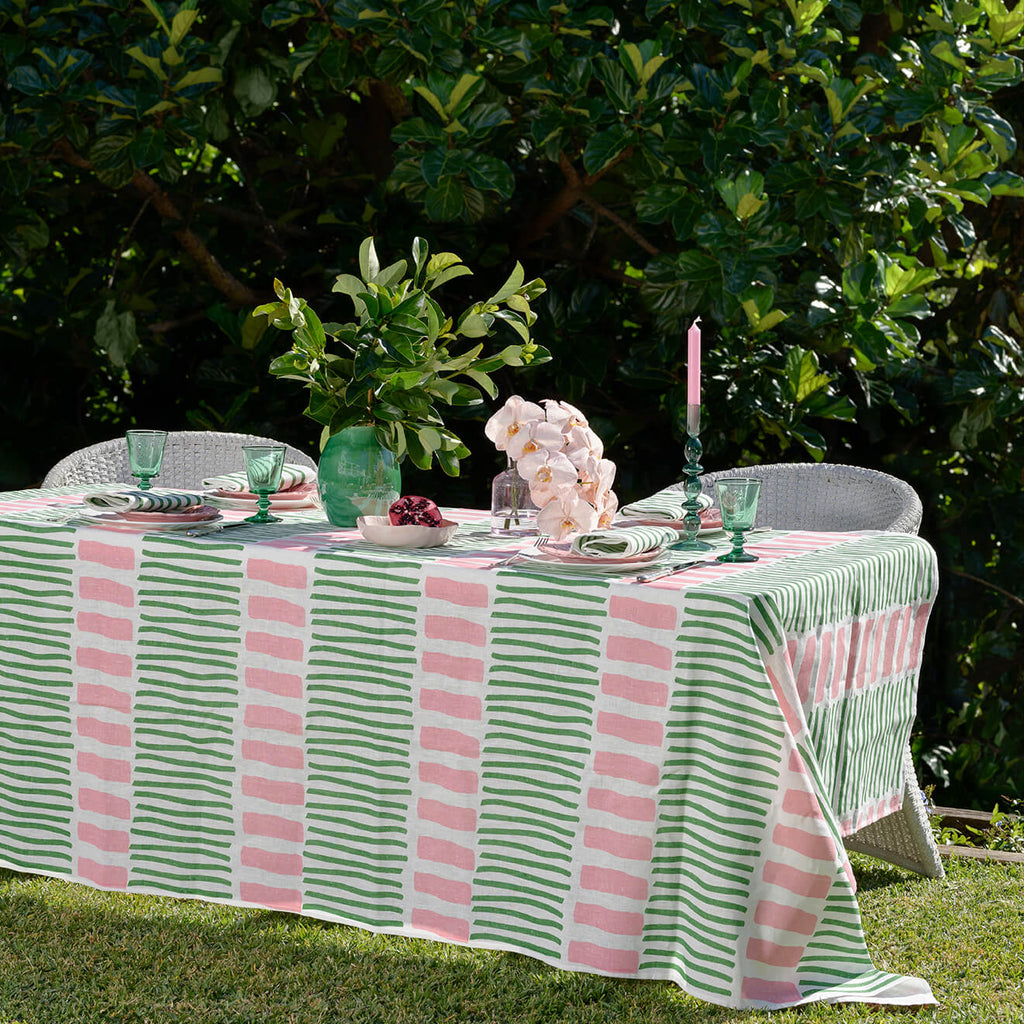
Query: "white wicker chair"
42 430 316 490
690 463 942 879
697 462 923 534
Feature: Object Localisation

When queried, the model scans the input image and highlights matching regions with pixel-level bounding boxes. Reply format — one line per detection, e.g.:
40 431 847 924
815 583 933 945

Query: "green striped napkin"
619 485 712 521
570 524 679 558
202 464 314 493
82 489 202 512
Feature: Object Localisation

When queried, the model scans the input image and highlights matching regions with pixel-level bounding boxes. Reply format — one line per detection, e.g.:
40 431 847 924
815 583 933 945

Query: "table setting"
0 303 940 1012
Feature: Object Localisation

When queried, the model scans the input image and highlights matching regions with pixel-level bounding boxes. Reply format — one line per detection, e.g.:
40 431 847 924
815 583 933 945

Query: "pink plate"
116 504 220 524
211 482 316 501
622 515 724 533
530 545 663 566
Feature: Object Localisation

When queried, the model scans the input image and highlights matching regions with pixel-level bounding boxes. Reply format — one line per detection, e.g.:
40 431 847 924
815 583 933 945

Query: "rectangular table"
0 487 939 1009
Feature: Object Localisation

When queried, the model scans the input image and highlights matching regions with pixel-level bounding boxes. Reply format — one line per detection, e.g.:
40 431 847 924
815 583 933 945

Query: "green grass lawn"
1 855 1022 1024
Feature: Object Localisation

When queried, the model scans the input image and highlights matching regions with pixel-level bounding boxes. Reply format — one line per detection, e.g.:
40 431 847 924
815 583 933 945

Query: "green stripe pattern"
0 523 75 873
643 591 783 999
130 536 244 899
471 571 606 958
303 551 418 926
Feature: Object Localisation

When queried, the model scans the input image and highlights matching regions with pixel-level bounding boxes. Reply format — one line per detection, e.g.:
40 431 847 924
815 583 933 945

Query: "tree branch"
947 568 1024 609
518 147 648 251
580 194 660 255
52 139 260 306
129 169 261 306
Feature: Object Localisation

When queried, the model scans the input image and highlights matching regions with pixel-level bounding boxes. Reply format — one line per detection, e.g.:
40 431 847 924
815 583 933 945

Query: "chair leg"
843 744 946 879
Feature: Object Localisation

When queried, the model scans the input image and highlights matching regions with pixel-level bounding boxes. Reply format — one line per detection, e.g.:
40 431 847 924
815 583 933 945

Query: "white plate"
516 548 664 574
79 512 224 533
357 516 458 548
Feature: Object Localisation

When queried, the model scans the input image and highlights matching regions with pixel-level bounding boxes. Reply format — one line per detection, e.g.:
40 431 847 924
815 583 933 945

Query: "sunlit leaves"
259 237 548 474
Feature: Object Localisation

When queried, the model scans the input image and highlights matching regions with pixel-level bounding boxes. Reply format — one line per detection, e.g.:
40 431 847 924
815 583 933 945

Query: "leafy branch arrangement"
253 237 548 475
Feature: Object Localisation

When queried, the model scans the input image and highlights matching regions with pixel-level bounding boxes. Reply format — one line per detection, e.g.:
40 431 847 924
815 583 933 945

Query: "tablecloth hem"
0 859 937 1012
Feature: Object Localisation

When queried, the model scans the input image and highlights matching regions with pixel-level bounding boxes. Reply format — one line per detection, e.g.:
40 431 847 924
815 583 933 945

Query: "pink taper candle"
687 317 702 407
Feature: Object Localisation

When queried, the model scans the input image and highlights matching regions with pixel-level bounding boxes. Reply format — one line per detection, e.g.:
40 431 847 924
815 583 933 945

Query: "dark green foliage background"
1 0 1021 807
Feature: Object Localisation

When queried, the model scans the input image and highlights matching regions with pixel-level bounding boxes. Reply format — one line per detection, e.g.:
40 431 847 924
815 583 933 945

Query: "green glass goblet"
242 445 286 524
715 477 762 563
126 430 167 491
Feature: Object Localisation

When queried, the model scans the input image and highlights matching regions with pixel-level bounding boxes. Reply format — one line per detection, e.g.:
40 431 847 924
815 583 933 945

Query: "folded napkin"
570 524 680 558
202 463 316 493
82 489 202 512
619 485 712 521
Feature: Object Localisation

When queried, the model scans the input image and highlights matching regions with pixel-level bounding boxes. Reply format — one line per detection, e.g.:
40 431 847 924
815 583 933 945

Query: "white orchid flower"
579 457 617 507
518 449 578 506
597 489 619 529
543 399 589 432
564 424 604 468
507 418 565 461
536 485 600 541
484 395 545 452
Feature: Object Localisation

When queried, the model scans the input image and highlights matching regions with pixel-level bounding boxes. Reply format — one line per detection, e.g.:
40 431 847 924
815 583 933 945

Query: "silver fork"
486 536 549 569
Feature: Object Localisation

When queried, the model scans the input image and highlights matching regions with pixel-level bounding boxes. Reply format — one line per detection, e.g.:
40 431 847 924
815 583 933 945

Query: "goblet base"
672 538 714 552
717 550 758 563
245 511 281 524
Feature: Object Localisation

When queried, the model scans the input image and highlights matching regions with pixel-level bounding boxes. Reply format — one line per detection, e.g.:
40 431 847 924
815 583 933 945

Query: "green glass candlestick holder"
672 404 713 553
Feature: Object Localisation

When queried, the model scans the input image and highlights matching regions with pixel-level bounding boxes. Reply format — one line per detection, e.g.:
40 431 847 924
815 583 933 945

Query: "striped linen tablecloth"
0 487 939 1010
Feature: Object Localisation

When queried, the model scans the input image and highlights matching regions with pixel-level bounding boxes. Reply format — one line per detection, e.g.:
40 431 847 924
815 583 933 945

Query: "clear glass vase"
490 457 539 537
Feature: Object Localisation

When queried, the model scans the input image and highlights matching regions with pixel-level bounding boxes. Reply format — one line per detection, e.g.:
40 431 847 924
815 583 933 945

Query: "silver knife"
185 520 254 537
634 559 718 583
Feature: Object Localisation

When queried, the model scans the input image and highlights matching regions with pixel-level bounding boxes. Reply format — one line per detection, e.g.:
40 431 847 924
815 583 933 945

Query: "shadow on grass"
0 869 739 1024
850 859 926 894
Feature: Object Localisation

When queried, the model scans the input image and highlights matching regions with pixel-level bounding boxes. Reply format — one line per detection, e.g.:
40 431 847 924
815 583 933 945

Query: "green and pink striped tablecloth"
0 487 939 1010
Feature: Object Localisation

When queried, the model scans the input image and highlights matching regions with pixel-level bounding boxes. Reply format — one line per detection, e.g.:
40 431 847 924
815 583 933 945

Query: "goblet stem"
246 491 280 524
136 476 152 491
717 528 759 563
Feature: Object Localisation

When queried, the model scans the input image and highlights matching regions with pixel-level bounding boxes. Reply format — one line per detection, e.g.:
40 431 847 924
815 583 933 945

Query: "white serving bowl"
356 515 458 548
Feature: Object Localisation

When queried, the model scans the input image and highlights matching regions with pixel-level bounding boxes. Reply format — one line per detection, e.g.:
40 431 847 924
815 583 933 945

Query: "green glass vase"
317 425 401 527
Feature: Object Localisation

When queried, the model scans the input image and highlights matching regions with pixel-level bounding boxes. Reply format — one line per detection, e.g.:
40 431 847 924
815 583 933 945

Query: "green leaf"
379 332 417 365
95 300 139 369
373 259 408 288
436 446 461 477
126 46 166 81
139 0 171 35
785 348 832 403
980 0 1024 43
169 7 198 46
582 125 634 176
413 85 447 122
404 429 434 470
173 67 223 91
486 262 526 305
0 159 31 196
130 128 164 169
973 106 1015 162
425 177 467 221
461 369 498 398
430 264 473 290
233 66 276 117
465 153 514 197
446 73 481 116
425 379 461 404
457 312 490 337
